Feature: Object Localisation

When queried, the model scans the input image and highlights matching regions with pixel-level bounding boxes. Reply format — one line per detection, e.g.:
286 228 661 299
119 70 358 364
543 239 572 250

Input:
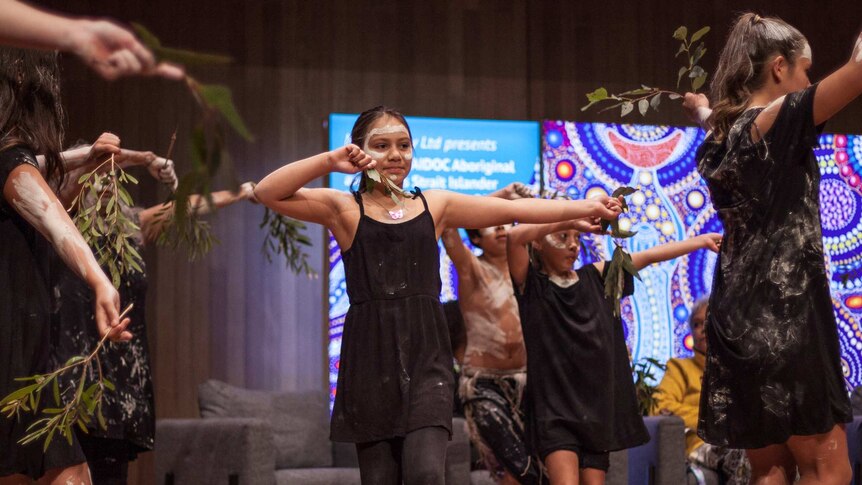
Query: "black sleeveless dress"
696 84 852 448
50 227 155 456
330 189 454 443
0 146 86 478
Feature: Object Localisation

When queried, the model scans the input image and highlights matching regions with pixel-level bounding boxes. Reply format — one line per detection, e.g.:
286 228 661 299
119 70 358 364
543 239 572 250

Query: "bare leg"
747 444 795 485
545 450 579 485
787 425 852 485
500 471 521 485
37 463 92 485
579 468 605 485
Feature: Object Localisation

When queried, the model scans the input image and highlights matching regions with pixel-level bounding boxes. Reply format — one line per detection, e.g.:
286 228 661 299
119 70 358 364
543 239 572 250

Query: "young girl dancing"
254 106 621 484
507 220 720 485
696 12 862 483
0 48 130 485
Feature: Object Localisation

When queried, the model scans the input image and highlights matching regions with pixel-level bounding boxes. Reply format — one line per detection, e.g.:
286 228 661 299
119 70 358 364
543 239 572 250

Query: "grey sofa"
155 380 471 484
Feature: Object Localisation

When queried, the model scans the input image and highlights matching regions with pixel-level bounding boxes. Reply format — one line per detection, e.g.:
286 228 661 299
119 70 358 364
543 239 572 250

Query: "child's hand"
590 194 623 220
327 144 376 174
700 233 722 252
683 92 711 127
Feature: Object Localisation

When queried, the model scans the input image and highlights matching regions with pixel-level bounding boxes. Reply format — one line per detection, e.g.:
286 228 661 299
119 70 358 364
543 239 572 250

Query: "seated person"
652 298 750 485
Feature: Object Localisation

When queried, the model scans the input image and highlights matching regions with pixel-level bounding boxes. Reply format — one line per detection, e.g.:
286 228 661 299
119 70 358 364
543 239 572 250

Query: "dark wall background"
34 1 862 482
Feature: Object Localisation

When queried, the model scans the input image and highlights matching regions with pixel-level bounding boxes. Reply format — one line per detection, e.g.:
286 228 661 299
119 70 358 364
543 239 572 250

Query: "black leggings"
76 433 132 485
356 426 449 485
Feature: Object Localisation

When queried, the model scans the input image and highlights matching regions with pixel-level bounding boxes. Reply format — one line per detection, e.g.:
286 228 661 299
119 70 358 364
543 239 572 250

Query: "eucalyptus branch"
260 208 316 278
364 168 415 207
67 154 143 288
633 357 668 416
601 187 642 318
130 24 255 260
0 304 132 451
582 25 710 118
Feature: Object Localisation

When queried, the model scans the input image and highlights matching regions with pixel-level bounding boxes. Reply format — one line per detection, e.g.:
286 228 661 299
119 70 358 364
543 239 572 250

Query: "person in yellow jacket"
653 299 750 485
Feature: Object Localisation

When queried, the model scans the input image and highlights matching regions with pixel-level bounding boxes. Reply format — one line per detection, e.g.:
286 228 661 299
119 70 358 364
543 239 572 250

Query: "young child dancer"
507 219 720 485
254 106 622 484
696 12 862 483
442 182 543 485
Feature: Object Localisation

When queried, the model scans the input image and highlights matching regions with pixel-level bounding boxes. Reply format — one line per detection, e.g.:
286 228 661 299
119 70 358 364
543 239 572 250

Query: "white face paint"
800 42 812 63
543 232 578 250
855 34 862 63
363 125 413 164
11 171 90 277
478 224 512 237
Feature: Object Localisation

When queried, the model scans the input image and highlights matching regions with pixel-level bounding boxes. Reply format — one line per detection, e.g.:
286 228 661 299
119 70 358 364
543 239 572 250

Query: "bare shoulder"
751 95 786 141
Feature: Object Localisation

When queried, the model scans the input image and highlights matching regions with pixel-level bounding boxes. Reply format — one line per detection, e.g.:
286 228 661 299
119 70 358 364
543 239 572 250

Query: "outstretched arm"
3 164 130 341
0 0 182 80
436 191 621 233
629 233 721 271
254 145 375 229
753 31 862 137
506 219 603 288
138 182 256 243
682 93 712 130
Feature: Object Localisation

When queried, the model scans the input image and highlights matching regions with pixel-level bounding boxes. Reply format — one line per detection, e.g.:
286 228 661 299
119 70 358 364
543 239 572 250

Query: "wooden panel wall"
33 1 862 482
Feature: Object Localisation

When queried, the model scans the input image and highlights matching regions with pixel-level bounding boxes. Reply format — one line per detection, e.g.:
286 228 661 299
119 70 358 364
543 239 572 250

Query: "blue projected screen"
327 114 541 406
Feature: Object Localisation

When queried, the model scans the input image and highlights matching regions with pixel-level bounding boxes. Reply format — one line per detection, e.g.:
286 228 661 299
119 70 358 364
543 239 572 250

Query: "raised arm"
629 233 721 271
753 32 862 137
506 219 603 289
3 164 130 341
254 145 375 230
435 191 621 233
0 0 182 80
138 183 256 243
441 228 475 275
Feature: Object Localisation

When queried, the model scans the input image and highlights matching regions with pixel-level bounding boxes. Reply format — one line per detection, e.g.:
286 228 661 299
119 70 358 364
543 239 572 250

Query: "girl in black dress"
0 48 131 484
507 220 720 485
696 13 862 483
254 106 622 484
51 147 255 484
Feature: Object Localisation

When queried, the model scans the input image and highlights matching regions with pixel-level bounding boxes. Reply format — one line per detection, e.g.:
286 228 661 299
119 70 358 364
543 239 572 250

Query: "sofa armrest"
155 418 276 485
628 415 686 485
446 418 471 485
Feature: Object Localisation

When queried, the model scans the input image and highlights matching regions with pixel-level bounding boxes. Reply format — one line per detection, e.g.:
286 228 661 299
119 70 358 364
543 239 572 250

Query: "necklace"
366 194 407 220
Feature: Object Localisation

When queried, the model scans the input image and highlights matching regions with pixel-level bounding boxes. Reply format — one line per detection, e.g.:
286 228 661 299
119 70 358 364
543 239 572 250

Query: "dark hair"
350 106 413 193
465 229 482 247
0 48 66 189
709 13 807 141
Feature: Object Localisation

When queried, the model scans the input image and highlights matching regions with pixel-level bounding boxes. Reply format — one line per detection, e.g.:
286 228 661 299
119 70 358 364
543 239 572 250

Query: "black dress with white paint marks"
696 84 851 448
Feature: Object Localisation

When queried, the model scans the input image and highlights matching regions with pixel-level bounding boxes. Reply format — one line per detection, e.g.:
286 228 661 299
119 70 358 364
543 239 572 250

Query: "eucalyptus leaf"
620 102 634 117
194 83 254 141
672 26 688 41
690 26 711 43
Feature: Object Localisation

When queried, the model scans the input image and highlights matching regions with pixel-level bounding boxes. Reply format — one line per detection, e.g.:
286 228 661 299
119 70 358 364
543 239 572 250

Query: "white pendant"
388 209 405 220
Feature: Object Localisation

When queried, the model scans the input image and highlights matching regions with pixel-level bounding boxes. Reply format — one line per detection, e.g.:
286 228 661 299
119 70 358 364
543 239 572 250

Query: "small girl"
507 219 720 485
254 106 622 484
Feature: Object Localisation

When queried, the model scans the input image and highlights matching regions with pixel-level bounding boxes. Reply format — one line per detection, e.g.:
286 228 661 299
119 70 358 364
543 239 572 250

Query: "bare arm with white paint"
3 162 131 341
609 233 721 273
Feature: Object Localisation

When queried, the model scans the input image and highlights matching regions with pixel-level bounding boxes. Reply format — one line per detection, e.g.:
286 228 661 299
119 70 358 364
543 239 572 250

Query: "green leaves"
675 25 711 93
132 23 232 66
194 83 254 142
601 186 641 317
69 156 144 289
582 25 711 119
0 313 126 451
633 357 668 415
260 208 316 277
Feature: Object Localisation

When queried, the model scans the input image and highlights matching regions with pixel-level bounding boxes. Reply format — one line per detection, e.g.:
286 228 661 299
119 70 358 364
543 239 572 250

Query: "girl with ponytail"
696 12 862 483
